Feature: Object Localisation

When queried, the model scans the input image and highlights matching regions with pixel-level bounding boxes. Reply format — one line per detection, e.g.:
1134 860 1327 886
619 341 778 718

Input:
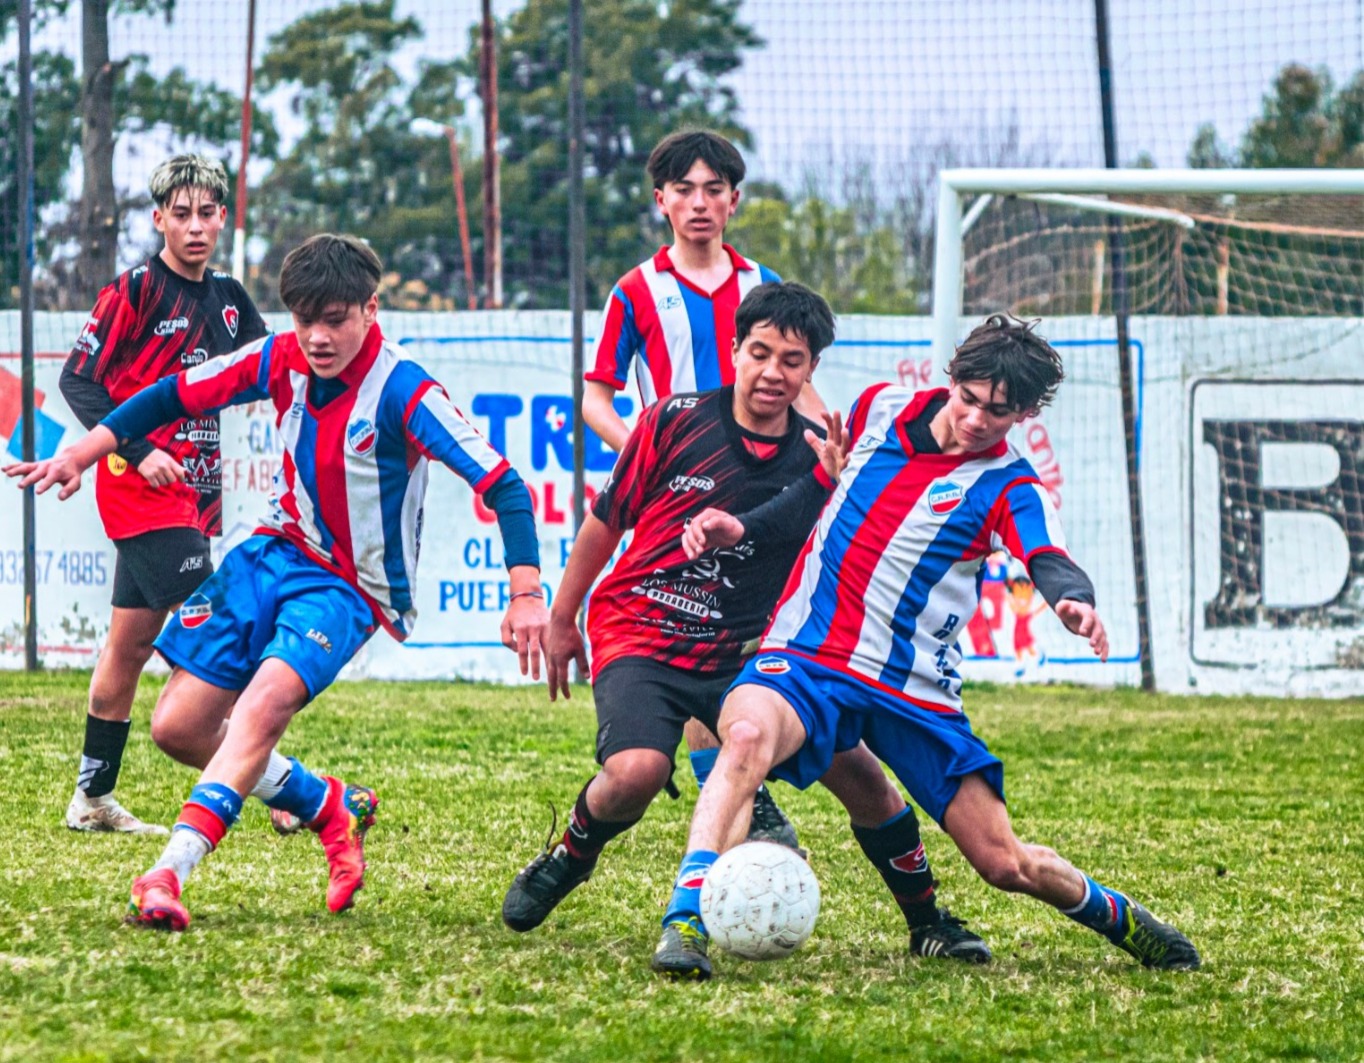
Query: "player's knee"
598 750 671 811
149 705 193 759
719 718 774 775
971 845 1029 893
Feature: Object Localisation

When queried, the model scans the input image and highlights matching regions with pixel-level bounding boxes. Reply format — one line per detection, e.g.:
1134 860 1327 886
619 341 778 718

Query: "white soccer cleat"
65 788 170 835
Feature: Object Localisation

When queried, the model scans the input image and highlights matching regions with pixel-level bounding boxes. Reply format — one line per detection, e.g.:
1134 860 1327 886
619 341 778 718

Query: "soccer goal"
932 168 1364 698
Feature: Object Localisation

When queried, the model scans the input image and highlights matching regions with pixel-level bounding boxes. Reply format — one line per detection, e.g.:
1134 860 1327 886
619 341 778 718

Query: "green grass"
1 673 1362 1062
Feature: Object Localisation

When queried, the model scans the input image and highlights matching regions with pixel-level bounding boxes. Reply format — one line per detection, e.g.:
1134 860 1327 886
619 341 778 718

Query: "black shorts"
592 656 740 765
111 527 214 611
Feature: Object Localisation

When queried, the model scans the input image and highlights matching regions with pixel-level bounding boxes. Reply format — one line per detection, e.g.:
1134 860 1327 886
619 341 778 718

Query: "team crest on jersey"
347 418 377 455
180 593 213 629
927 479 965 515
754 655 791 675
222 305 239 338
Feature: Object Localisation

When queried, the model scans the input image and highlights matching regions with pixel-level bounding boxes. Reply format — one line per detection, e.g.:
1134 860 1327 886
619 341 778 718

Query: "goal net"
934 170 1364 696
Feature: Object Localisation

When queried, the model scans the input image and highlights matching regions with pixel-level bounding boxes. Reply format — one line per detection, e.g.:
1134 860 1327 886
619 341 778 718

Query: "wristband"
509 591 545 602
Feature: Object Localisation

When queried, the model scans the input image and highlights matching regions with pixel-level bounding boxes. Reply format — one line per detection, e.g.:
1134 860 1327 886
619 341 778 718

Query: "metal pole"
930 179 963 377
569 0 586 534
480 0 503 309
1095 0 1155 691
18 0 38 670
443 127 478 311
232 0 257 283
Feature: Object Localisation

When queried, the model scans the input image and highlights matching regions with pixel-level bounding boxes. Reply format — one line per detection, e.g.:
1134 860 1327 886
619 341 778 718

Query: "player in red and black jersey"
503 284 989 968
58 155 268 835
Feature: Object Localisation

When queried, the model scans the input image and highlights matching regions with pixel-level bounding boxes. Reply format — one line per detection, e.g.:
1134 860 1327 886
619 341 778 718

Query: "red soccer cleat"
309 777 378 913
127 868 191 932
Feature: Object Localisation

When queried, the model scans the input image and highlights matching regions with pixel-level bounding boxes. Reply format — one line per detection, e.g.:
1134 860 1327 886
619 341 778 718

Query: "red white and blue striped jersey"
763 385 1070 712
174 326 511 640
587 244 780 405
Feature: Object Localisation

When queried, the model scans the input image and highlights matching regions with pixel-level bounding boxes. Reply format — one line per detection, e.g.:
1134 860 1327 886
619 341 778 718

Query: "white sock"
250 750 294 803
151 829 212 886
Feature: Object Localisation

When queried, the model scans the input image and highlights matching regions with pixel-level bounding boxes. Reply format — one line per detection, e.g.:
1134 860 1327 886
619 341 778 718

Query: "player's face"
654 160 739 247
943 378 1031 452
732 323 817 428
292 295 379 379
153 187 227 278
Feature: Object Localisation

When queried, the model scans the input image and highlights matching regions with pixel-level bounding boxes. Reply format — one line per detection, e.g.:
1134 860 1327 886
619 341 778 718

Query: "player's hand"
2 451 86 500
502 594 549 681
1054 600 1108 661
682 508 745 560
136 448 186 488
543 609 589 702
804 409 849 484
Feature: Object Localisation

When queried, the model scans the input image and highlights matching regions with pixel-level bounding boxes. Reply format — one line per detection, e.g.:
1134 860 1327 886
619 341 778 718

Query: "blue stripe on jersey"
790 434 909 651
1001 479 1052 556
878 461 1035 689
253 336 275 399
758 264 782 284
374 374 417 617
679 282 721 391
406 398 495 487
291 411 336 555
611 288 641 384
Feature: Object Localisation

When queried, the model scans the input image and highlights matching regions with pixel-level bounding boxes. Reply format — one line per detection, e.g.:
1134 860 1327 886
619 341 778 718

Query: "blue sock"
187 782 243 828
1060 875 1130 940
688 748 719 790
262 757 329 822
663 850 718 927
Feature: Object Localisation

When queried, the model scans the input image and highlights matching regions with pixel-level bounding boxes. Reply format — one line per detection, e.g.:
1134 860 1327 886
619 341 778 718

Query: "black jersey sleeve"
234 285 270 346
734 472 831 549
58 364 155 466
1027 551 1097 608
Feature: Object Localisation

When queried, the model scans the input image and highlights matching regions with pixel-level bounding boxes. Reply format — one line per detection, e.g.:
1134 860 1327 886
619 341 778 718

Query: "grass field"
1 672 1361 1062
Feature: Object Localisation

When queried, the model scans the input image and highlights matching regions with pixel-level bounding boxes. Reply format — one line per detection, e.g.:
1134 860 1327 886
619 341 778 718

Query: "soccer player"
57 154 268 835
583 128 823 846
655 314 1201 978
7 234 548 931
504 283 988 970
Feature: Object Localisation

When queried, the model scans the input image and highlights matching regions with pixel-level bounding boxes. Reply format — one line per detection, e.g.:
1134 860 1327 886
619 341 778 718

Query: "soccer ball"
700 841 820 961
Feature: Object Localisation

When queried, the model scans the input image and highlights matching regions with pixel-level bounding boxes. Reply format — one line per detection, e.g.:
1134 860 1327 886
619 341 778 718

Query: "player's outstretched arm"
2 425 124 500
682 508 746 560
1054 599 1109 661
501 564 549 681
545 513 623 701
803 409 848 485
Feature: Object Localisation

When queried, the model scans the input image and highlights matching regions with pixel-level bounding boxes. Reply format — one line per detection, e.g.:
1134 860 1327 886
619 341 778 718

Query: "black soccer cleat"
1110 897 1201 970
746 785 805 857
909 908 992 964
651 919 713 981
502 843 596 932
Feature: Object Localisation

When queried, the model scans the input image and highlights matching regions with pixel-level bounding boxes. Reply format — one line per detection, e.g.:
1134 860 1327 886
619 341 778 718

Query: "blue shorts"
155 535 375 701
729 651 1005 825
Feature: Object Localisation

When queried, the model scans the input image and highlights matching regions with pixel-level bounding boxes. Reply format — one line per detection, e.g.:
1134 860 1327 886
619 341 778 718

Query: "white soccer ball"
700 841 820 961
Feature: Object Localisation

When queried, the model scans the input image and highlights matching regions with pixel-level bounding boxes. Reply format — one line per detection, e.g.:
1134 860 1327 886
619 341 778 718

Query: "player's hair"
735 282 835 359
278 234 383 320
148 154 230 209
948 313 1064 412
647 129 746 190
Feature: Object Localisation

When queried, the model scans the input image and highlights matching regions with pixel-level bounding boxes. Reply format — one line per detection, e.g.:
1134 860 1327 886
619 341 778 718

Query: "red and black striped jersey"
64 255 267 539
587 387 824 678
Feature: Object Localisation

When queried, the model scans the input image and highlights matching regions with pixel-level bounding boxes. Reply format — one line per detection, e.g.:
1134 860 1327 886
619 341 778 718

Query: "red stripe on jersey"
617 269 673 403
311 390 355 580
847 382 893 446
586 293 630 389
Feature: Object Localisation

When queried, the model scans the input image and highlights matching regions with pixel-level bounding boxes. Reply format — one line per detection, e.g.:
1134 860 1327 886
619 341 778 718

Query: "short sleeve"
66 286 138 382
591 400 665 530
585 287 641 391
989 479 1068 562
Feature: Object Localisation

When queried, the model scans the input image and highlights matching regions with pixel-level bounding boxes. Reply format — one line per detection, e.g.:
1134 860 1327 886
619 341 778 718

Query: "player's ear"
807 354 820 380
152 207 166 234
731 338 740 366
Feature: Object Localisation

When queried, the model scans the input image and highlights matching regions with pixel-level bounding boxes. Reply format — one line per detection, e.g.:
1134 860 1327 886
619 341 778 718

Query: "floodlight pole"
441 126 478 311
479 0 503 309
232 0 257 283
19 0 38 669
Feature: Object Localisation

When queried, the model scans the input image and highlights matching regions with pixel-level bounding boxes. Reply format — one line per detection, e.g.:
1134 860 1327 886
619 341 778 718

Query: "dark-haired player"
9 234 547 931
583 128 823 845
505 283 987 968
655 314 1200 979
58 154 268 834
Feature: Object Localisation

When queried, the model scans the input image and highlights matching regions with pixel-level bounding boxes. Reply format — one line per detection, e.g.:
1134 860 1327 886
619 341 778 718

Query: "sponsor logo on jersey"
347 418 377 455
288 401 305 418
656 294 682 311
305 628 333 653
665 396 698 412
178 555 205 574
181 347 209 367
75 319 101 356
107 454 128 476
212 270 230 279
223 305 239 338
928 479 964 515
154 316 189 337
180 592 213 629
669 474 715 494
754 655 791 675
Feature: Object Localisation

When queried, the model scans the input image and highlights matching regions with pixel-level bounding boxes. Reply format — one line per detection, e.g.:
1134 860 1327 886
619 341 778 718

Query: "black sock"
560 781 640 868
852 806 940 930
78 716 131 799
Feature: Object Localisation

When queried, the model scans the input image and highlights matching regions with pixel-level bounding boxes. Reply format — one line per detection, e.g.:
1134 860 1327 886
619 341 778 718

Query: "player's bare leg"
653 686 806 979
503 747 667 932
147 667 238 770
67 606 171 834
684 716 801 852
942 773 1198 969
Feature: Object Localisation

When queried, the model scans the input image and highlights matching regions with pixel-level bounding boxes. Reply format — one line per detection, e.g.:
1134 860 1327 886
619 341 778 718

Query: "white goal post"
931 168 1364 697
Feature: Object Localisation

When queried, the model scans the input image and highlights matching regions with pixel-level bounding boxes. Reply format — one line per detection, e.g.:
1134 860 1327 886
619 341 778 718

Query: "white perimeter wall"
1 311 1360 697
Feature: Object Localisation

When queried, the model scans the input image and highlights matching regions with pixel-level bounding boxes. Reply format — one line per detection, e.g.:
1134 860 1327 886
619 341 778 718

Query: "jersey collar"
651 243 751 274
896 387 1009 460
